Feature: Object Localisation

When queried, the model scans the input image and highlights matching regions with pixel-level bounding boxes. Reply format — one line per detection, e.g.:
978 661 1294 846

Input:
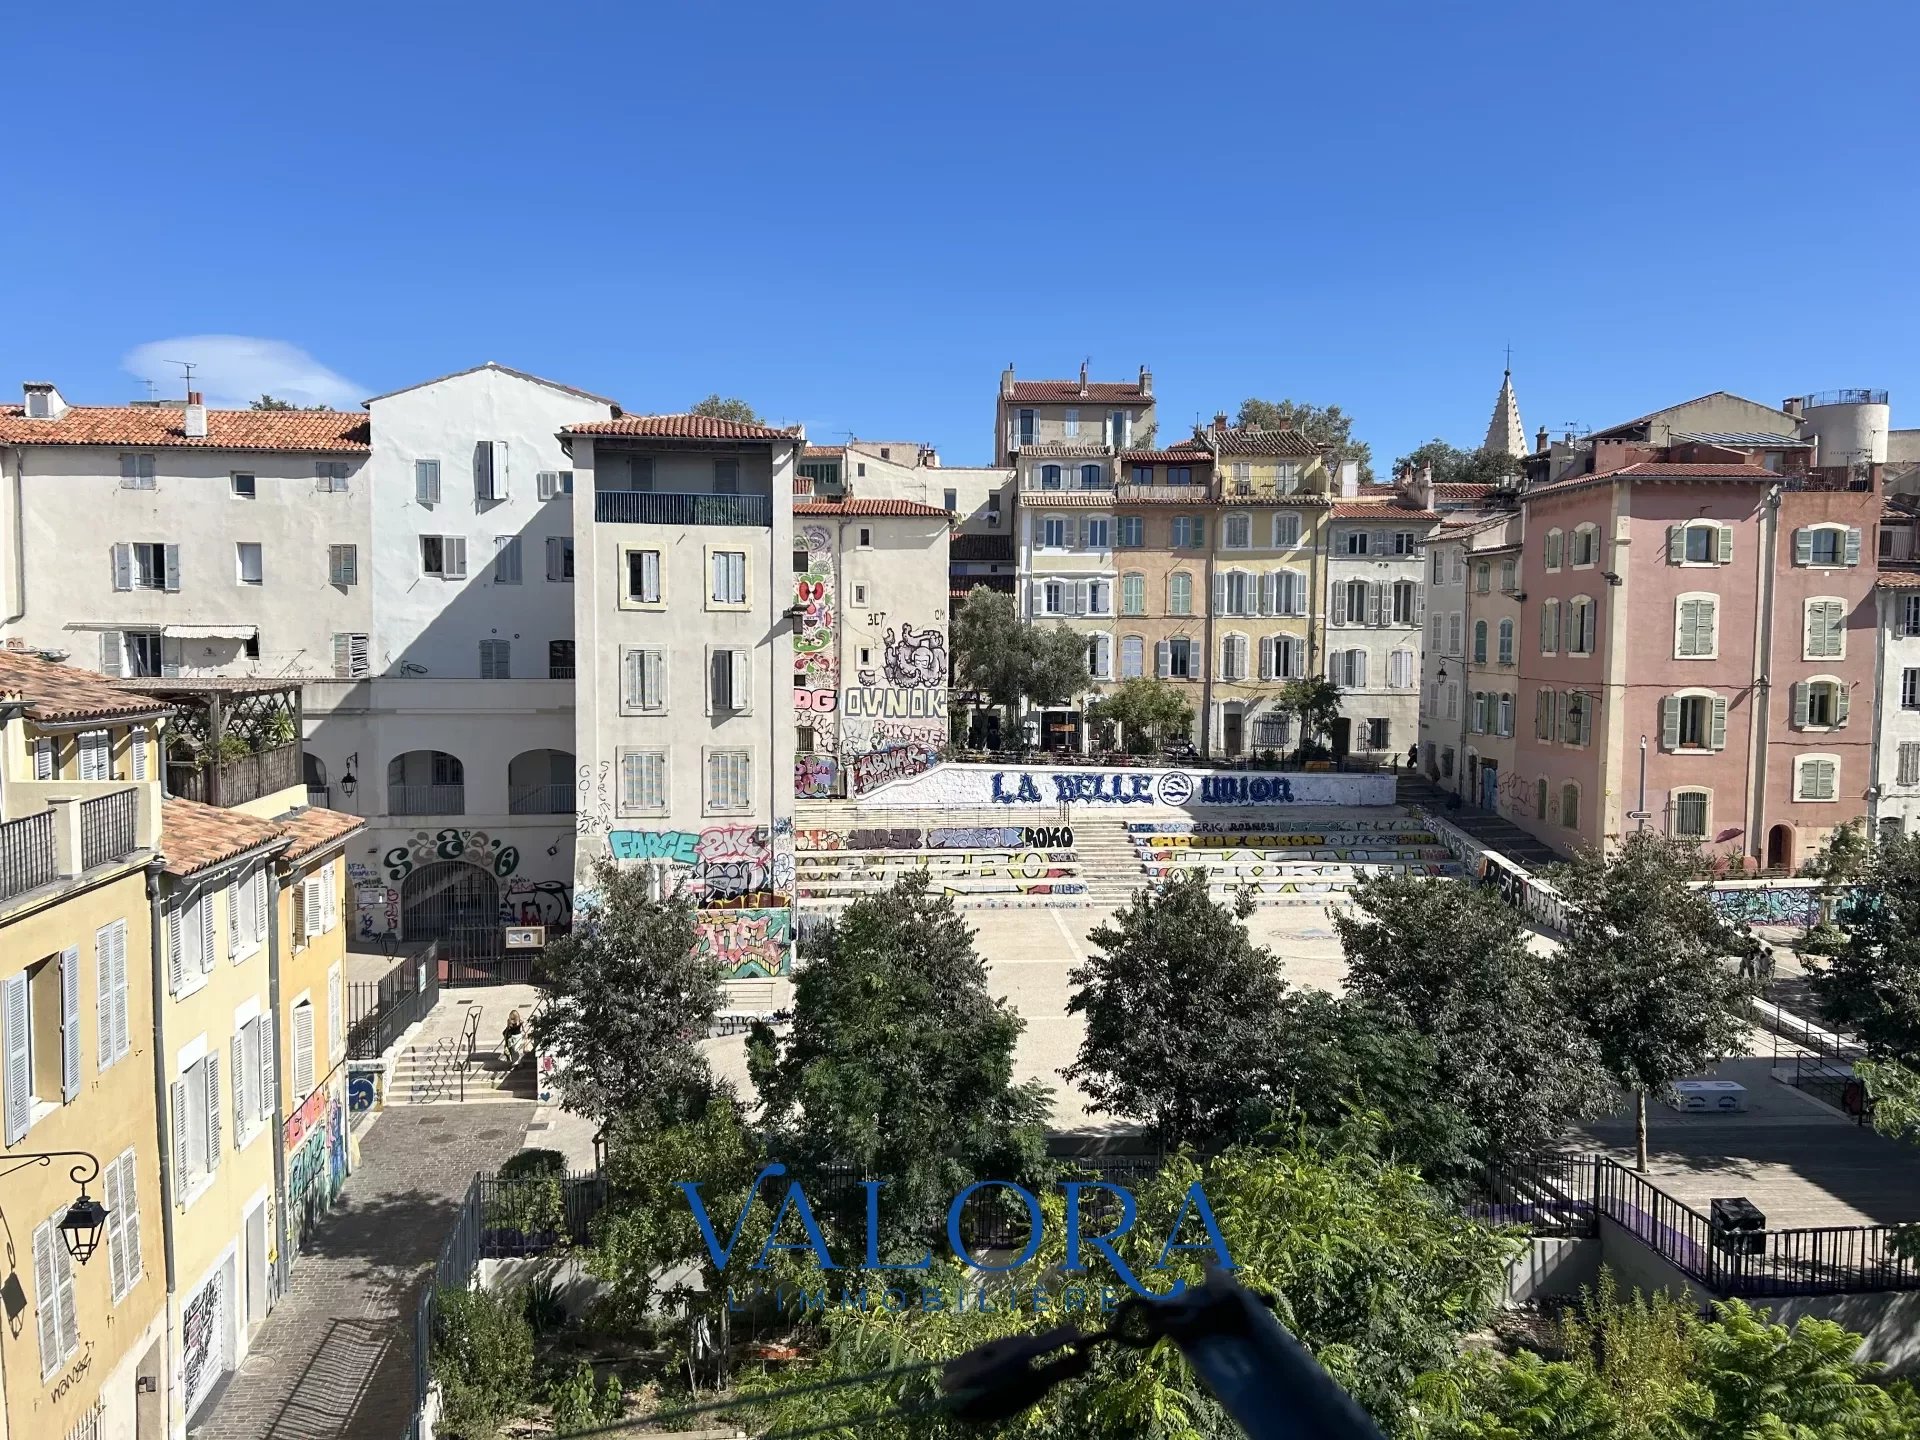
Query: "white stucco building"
1871 508 1920 838
1323 497 1431 761
567 413 801 987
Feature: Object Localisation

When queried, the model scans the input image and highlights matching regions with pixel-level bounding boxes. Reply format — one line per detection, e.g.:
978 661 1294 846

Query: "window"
1366 717 1391 749
230 542 262 586
1469 691 1486 734
1670 522 1732 565
31 1205 79 1376
1088 634 1113 679
1473 620 1488 663
1169 572 1193 615
1475 563 1491 595
1088 579 1111 615
1536 778 1548 819
546 536 574 582
1534 689 1552 739
1905 668 1920 709
1220 634 1248 681
492 535 522 585
1500 558 1517 590
1120 635 1145 678
1274 463 1301 494
119 454 156 489
166 890 217 995
1544 529 1563 569
102 1146 142 1304
943 488 957 512
713 459 739 494
1117 516 1144 547
291 1003 314 1097
706 749 752 813
1540 599 1560 654
851 583 869 607
478 639 511 679
1224 515 1251 549
112 541 177 592
1018 409 1035 446
1063 409 1081 438
1172 516 1205 548
1042 518 1066 549
1395 531 1418 556
1109 410 1130 449
620 456 654 491
1082 518 1110 550
1794 678 1849 729
1169 466 1193 486
1796 525 1860 568
1568 597 1596 654
709 550 747 606
1272 570 1305 616
1675 594 1718 657
1664 692 1726 750
328 544 358 587
78 729 111 781
1900 742 1920 786
857 527 872 549
315 460 351 492
332 633 370 679
414 459 441 505
472 442 506 501
1040 465 1062 491
536 469 574 500
1079 464 1103 490
1561 690 1593 746
1110 574 1144 618
1672 790 1710 839
1273 512 1301 547
230 472 256 499
1255 713 1291 748
1905 596 1920 637
1337 578 1370 625
421 535 468 579
1447 611 1463 655
1432 549 1446 583
622 645 670 711
549 640 575 680
625 548 663 605
1130 465 1152 485
1389 648 1414 689
618 750 667 814
1804 598 1846 659
1041 581 1065 616
169 1050 223 1204
1561 783 1581 829
1498 693 1514 736
1163 637 1194 679
1571 524 1599 567
1221 571 1254 617
1230 462 1251 492
1343 529 1370 556
709 648 752 713
1795 755 1839 802
91 918 130 1077
1331 649 1368 688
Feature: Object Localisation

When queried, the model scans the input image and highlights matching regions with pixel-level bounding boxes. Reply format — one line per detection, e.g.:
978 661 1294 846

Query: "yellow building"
0 652 170 1440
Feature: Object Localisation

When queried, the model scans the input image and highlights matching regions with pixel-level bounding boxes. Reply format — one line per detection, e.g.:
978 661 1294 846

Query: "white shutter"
111 920 129 1058
163 544 181 592
293 1004 315 1097
111 543 132 592
59 947 80 1102
730 650 751 714
328 966 344 1060
99 630 124 676
444 537 467 579
227 879 241 958
32 1221 59 1374
204 1055 222 1171
231 1033 249 1144
324 861 339 932
115 1151 141 1295
4 973 29 1145
33 737 52 781
303 879 323 939
167 907 183 993
95 925 116 1066
1155 640 1171 678
254 868 268 943
131 725 148 779
170 1080 190 1200
1213 572 1227 616
1258 572 1274 616
104 1153 128 1301
258 1012 275 1119
1368 583 1384 627
199 895 216 974
641 549 661 602
1259 636 1275 680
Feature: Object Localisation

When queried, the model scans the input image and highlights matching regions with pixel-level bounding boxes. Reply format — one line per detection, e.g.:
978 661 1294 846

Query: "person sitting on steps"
502 1007 525 1065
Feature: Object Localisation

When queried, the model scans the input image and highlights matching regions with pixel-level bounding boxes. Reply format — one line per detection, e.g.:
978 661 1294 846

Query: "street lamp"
0 1152 107 1265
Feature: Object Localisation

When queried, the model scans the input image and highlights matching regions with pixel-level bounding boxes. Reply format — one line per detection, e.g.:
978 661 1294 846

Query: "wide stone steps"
391 1044 536 1105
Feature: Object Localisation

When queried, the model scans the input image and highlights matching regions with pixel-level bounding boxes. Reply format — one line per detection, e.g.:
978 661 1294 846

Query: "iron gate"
400 861 532 982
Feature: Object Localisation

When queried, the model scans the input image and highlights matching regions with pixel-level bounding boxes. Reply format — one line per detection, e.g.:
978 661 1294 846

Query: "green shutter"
1794 527 1813 565
1718 526 1734 563
1835 684 1851 727
1668 525 1685 563
1793 682 1810 727
1661 696 1681 749
1846 527 1862 566
1710 695 1728 749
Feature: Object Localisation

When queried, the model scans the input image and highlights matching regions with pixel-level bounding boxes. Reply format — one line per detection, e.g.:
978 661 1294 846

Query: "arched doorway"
401 860 502 962
302 752 328 807
1767 824 1794 873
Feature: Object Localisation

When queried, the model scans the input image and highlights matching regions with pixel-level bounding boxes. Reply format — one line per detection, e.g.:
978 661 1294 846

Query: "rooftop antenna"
141 378 157 402
1503 342 1512 375
163 360 197 399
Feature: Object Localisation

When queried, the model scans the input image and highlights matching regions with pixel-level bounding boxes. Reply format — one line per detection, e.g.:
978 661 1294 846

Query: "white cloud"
121 335 364 410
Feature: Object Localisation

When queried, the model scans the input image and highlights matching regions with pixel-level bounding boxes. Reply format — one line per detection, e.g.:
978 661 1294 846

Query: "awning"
163 624 258 640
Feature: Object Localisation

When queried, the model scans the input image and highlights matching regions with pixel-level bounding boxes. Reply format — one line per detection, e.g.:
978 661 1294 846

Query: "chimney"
1139 365 1153 398
1212 411 1229 433
1535 424 1549 454
1782 396 1803 419
21 382 66 421
1000 364 1015 400
1341 461 1361 499
183 391 208 439
1078 361 1089 398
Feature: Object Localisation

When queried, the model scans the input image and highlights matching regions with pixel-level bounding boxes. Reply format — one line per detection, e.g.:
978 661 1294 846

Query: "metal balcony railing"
389 783 466 816
593 491 769 526
0 810 57 902
508 783 576 815
80 789 139 870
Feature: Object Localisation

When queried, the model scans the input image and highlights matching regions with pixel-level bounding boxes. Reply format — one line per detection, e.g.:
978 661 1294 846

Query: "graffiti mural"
1706 884 1829 927
383 828 521 882
501 879 573 930
694 908 793 979
796 824 1076 852
883 623 948 688
348 859 400 939
793 524 840 755
181 1271 223 1415
285 1076 349 1250
605 825 791 908
795 753 838 799
849 744 938 796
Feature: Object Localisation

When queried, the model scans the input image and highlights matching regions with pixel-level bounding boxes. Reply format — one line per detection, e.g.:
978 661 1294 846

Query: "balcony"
168 740 302 808
389 784 465 816
594 491 770 526
1117 483 1212 504
1020 473 1114 494
0 811 57 903
508 783 576 815
80 790 138 870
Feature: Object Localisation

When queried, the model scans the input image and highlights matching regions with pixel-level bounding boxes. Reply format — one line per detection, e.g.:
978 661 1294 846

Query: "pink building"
1511 456 1877 869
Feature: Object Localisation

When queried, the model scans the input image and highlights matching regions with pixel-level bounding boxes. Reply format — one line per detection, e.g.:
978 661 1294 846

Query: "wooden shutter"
1661 696 1681 749
254 868 268 943
1718 526 1733 563
130 726 148 780
1846 527 1862 565
199 895 216 973
257 1011 275 1119
163 544 181 592
167 907 183 993
294 1005 315 1097
1368 583 1384 627
444 537 467 579
115 1150 141 1294
170 1080 190 1199
203 1055 221 1171
1155 640 1170 678
732 650 751 714
303 879 323 939
323 862 338 932
1835 684 1851 727
329 967 343 1058
641 550 660 602
59 947 80 1102
1667 525 1685 563
227 879 241 958
1258 572 1274 616
1794 527 1813 565
95 924 116 1066
231 1033 249 1143
99 630 125 676
1710 695 1729 749
104 1152 128 1301
546 536 565 580
4 972 29 1146
474 440 495 500
111 543 132 591
32 1221 59 1373
416 459 441 505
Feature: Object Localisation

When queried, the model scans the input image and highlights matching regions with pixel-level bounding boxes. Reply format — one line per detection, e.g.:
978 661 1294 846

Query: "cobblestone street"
192 1104 536 1439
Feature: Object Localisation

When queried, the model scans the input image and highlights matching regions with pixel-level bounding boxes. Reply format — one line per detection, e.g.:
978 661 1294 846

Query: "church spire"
1483 360 1526 458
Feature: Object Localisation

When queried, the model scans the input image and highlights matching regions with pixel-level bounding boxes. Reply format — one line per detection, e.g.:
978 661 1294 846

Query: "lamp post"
0 1151 107 1264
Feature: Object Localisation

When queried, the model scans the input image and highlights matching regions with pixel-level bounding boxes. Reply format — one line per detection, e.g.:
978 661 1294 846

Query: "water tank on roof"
1794 388 1890 468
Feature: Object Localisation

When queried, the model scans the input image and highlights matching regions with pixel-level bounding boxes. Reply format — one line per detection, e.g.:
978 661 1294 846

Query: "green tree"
733 1136 1521 1438
1236 397 1374 483
1084 676 1192 752
1279 675 1344 758
529 857 720 1130
251 394 295 410
1336 875 1612 1160
1551 834 1761 1171
1807 831 1920 1058
747 873 1051 1244
1064 869 1286 1147
1393 438 1521 487
951 587 1093 742
1857 1057 1920 1143
690 393 762 423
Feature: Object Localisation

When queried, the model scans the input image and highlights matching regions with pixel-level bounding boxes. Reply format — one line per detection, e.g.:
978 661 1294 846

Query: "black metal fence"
1470 1154 1599 1237
79 788 139 870
594 491 770 527
345 945 440 1061
0 809 57 902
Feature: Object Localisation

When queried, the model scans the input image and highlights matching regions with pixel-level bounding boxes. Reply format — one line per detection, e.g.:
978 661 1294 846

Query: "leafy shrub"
522 1270 568 1335
498 1148 567 1180
431 1286 534 1439
548 1360 624 1435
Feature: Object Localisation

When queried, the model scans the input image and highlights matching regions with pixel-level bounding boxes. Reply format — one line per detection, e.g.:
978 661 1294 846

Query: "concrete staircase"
1396 775 1562 870
390 999 538 1106
1125 815 1461 904
794 805 1090 908
1070 815 1150 912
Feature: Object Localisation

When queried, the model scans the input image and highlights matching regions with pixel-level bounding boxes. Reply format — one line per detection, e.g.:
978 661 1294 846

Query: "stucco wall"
853 762 1395 809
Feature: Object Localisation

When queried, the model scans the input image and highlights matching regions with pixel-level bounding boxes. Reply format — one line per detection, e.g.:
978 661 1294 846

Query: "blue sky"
7 1 1918 469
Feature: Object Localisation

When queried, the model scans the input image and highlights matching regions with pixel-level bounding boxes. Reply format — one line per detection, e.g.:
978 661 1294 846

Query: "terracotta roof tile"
1526 460 1778 499
1017 443 1112 459
1120 449 1214 466
1432 483 1499 501
1876 565 1920 589
1008 380 1149 403
0 650 170 723
161 798 287 877
0 405 370 452
564 414 800 440
1203 427 1320 458
802 444 845 458
951 533 1015 563
793 499 950 517
276 806 366 865
1017 493 1117 508
1331 502 1439 520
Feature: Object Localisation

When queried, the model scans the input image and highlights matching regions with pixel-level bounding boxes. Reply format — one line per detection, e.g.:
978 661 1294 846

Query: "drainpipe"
1748 485 1783 868
144 857 178 1439
4 448 25 625
1869 588 1890 837
267 861 290 1297
1201 535 1216 759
